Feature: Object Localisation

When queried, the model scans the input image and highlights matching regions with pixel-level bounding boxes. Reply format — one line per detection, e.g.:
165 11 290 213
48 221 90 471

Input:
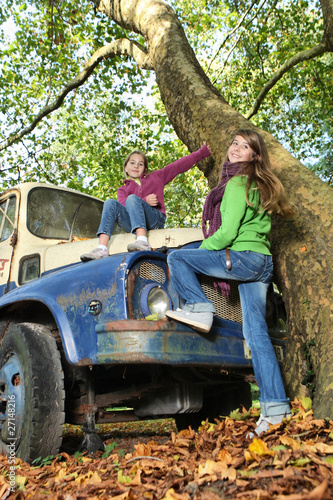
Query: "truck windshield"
27 187 104 240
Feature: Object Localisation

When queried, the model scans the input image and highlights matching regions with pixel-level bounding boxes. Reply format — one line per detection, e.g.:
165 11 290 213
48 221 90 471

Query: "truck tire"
175 380 252 431
0 322 65 463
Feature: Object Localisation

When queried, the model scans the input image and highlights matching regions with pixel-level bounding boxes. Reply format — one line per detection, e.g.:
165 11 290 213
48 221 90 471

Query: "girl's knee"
167 251 181 266
104 198 118 209
167 252 174 266
126 194 139 202
125 194 141 209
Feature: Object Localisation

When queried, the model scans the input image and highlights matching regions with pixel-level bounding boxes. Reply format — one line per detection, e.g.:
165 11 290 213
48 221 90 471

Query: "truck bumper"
95 318 252 367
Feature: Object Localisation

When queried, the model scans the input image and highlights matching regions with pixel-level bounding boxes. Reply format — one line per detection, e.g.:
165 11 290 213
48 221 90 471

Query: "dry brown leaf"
128 468 141 486
275 478 328 499
248 438 276 456
303 442 333 454
0 483 10 499
217 448 233 465
133 442 152 456
197 459 236 481
0 399 332 499
74 469 102 485
161 488 191 500
110 491 137 500
279 435 302 450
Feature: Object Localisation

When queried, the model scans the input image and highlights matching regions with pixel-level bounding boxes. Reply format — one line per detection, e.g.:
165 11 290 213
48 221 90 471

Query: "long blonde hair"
226 130 294 217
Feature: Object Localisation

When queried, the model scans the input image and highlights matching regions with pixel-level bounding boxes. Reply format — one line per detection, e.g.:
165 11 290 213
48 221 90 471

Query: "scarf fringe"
214 280 231 297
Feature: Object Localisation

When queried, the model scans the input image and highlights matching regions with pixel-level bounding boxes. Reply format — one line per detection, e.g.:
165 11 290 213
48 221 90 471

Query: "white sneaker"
165 309 213 333
127 240 152 252
247 412 291 438
80 247 108 262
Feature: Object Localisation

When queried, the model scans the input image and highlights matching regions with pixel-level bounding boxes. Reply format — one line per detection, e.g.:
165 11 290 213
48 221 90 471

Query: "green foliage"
32 454 59 467
73 451 84 463
229 408 251 420
0 0 332 211
173 0 331 178
101 442 118 458
0 0 149 187
0 1 208 228
301 397 313 411
12 90 209 227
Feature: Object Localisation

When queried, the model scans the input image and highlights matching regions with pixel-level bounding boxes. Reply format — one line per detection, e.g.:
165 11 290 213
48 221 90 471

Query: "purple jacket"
117 144 211 217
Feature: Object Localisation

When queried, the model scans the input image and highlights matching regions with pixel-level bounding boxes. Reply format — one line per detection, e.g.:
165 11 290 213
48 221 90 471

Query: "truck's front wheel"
0 323 65 463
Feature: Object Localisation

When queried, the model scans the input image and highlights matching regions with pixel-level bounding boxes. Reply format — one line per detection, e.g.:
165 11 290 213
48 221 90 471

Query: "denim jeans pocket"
228 251 270 282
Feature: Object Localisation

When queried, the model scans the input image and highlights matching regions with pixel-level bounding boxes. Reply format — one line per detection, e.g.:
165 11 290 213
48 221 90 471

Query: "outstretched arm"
159 143 211 185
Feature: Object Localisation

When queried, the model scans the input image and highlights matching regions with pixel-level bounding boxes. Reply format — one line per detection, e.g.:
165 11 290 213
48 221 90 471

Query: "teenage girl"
165 129 294 436
81 144 211 261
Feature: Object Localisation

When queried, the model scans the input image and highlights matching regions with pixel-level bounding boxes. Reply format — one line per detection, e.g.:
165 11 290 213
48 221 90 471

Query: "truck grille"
137 263 276 328
139 262 166 284
199 275 243 324
139 262 243 323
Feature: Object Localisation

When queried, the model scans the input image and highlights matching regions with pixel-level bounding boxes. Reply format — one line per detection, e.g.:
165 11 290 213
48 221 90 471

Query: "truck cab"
0 182 286 462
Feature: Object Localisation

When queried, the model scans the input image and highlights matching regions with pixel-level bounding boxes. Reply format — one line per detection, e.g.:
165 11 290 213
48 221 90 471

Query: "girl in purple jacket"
80 144 210 261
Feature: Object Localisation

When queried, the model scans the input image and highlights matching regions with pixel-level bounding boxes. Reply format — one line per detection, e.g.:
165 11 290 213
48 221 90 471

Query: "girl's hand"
203 140 211 152
146 194 158 206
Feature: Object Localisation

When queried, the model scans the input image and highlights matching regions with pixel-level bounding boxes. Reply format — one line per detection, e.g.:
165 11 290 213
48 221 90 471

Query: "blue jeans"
97 195 166 237
167 248 290 417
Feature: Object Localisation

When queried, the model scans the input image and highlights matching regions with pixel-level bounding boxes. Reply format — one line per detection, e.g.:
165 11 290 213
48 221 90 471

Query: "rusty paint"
57 282 117 309
76 357 95 366
0 319 10 344
67 402 97 416
96 318 174 333
126 268 137 319
10 228 18 247
95 384 162 408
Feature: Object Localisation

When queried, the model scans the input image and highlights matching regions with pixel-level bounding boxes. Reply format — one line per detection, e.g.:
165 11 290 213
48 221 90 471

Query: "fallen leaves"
0 399 332 499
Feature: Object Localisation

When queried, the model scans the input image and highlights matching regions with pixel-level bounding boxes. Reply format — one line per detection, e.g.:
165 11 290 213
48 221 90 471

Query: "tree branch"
0 38 152 152
245 43 327 119
207 0 259 72
211 0 268 84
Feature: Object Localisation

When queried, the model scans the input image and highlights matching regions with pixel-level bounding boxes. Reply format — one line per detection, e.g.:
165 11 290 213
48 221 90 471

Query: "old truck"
0 182 286 463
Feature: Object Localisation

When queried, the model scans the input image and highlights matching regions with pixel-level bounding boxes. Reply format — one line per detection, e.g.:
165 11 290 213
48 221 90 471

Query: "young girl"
81 143 211 261
165 129 294 437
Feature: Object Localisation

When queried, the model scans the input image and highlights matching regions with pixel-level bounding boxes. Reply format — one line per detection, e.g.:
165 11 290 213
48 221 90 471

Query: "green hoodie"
199 175 271 255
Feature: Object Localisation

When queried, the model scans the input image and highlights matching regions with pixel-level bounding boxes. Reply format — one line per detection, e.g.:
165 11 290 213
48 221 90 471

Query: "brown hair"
123 150 148 177
226 129 294 218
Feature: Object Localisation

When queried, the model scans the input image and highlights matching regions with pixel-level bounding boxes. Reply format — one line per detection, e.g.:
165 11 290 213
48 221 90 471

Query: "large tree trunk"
94 0 333 418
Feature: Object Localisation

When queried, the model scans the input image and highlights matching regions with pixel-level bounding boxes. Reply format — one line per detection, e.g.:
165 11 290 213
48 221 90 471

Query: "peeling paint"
57 283 117 309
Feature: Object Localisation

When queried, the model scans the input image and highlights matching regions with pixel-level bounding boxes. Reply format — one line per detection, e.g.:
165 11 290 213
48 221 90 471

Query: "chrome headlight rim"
140 284 172 319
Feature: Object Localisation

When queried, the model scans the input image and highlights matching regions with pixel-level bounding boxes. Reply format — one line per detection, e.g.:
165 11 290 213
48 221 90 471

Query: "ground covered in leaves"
0 399 332 499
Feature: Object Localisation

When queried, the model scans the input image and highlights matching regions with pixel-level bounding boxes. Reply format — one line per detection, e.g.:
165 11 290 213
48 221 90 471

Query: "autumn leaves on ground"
0 398 332 499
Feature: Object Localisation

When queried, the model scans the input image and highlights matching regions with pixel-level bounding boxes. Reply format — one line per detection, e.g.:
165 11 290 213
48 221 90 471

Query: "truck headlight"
140 284 171 319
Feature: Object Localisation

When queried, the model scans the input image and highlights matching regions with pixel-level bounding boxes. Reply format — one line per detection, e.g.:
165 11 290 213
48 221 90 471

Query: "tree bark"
320 0 333 50
94 0 333 418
